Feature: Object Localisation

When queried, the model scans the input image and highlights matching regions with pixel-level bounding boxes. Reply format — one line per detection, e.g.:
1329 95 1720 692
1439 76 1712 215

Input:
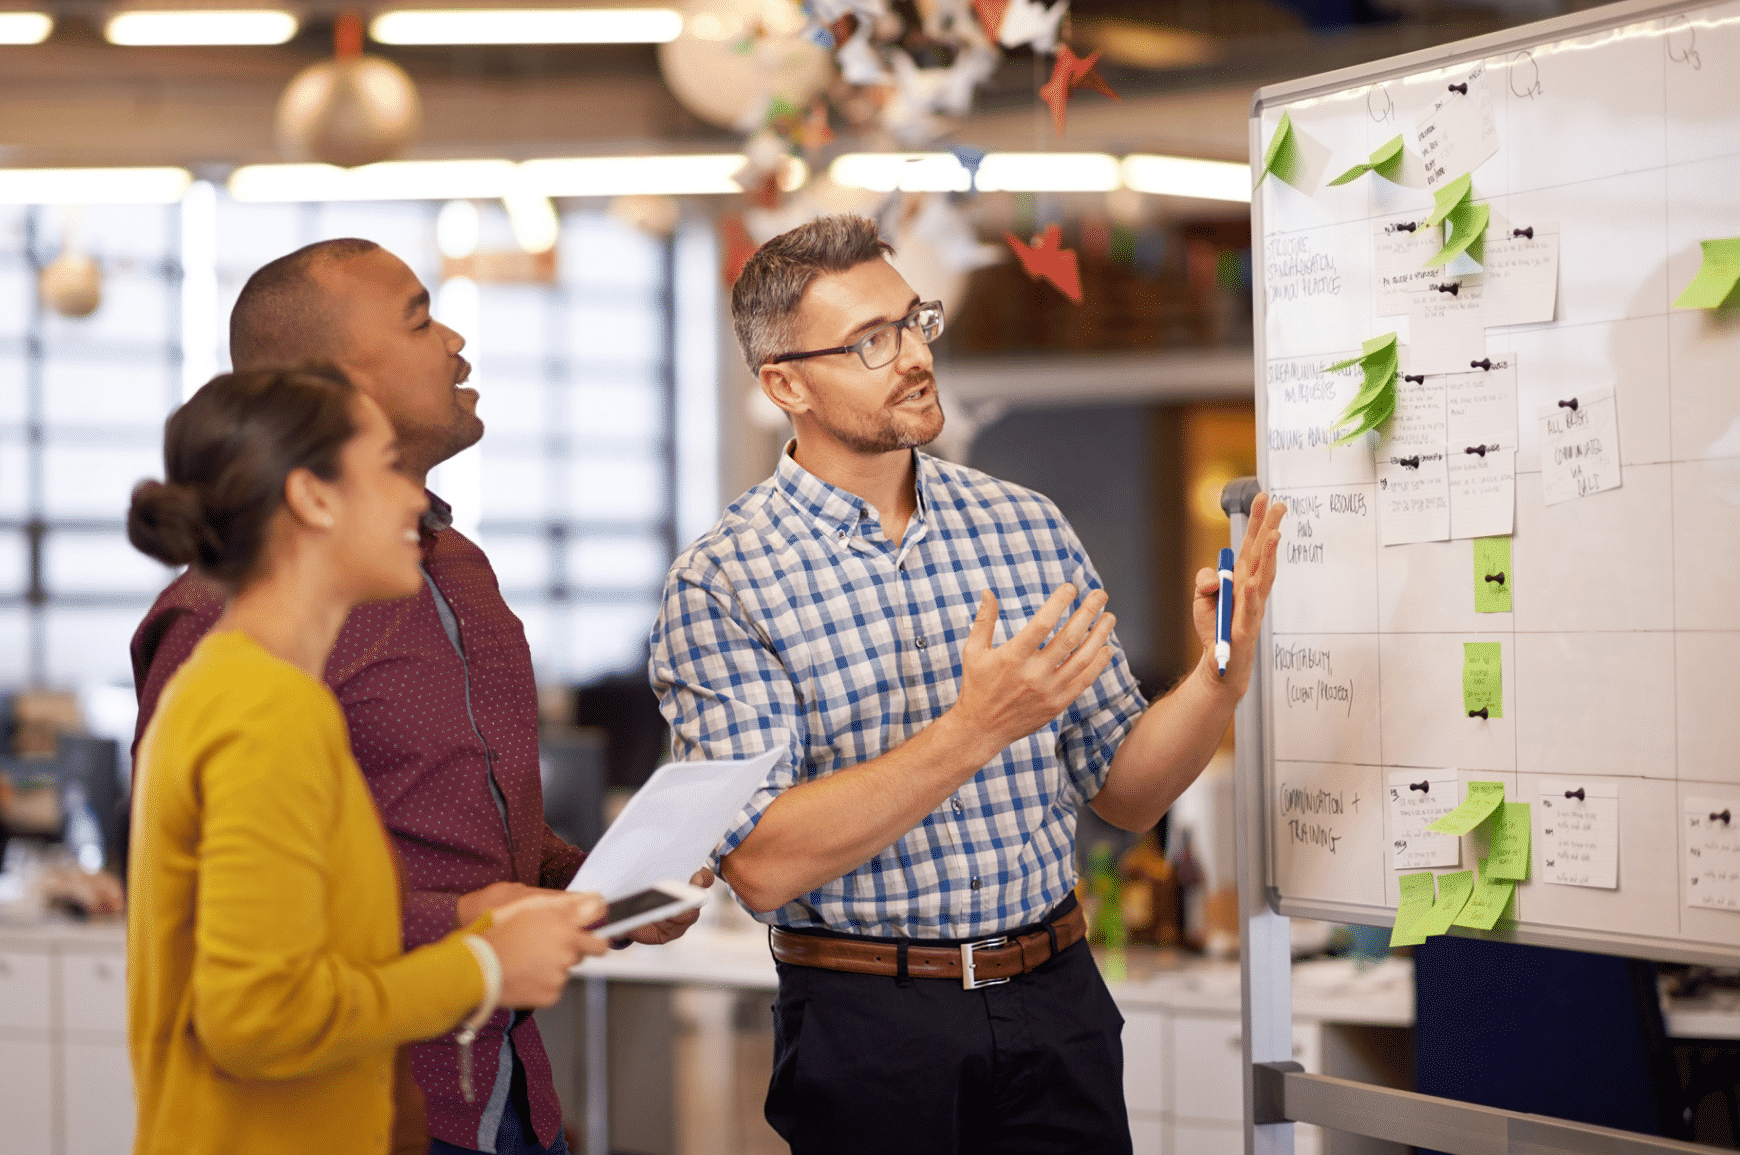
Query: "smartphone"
588 880 710 940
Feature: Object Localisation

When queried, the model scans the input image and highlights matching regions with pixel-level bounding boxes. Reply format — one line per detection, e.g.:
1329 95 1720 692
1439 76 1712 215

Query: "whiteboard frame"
1248 0 1740 969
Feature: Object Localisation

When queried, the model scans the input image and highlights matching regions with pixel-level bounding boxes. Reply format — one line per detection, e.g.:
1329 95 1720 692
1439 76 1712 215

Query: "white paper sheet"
1413 63 1499 191
1445 357 1519 448
1538 778 1619 890
1407 290 1488 376
1388 769 1462 870
1538 384 1622 505
1373 217 1442 315
1265 354 1379 489
1481 223 1560 326
1445 357 1519 537
1376 371 1450 545
569 745 785 899
1684 798 1740 913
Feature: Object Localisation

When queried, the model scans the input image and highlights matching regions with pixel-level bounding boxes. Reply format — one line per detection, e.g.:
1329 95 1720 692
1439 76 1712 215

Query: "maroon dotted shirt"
131 495 583 1151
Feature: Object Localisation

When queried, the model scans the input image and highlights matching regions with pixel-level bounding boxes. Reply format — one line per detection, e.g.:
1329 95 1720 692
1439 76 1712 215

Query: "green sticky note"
1473 537 1512 613
1462 641 1503 719
1327 134 1406 187
1427 780 1505 836
1672 237 1740 309
1453 857 1517 930
1332 384 1396 446
1389 871 1437 948
1425 200 1491 269
1425 172 1473 228
1259 111 1298 188
1416 869 1475 938
1485 802 1531 880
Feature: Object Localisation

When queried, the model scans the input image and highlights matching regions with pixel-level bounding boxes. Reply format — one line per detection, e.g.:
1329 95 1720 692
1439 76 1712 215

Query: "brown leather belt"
769 903 1088 989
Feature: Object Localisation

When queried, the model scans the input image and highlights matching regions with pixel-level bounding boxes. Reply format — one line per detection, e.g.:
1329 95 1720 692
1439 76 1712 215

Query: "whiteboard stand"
1222 478 1718 1155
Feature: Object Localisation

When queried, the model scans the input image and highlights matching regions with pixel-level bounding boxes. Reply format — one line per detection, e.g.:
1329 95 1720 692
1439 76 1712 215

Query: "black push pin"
1448 82 1469 94
1397 455 1421 469
1512 226 1534 239
1468 707 1489 719
1470 358 1494 371
1434 282 1461 296
1565 788 1586 801
1466 445 1488 456
1558 398 1579 411
1410 780 1431 793
1485 571 1506 585
1395 221 1418 233
1403 373 1425 384
1712 810 1733 824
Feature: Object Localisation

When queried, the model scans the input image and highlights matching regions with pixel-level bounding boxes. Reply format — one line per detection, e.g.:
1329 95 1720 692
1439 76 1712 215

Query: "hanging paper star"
972 0 1008 39
1039 46 1119 135
949 144 987 192
1324 332 1399 444
720 215 759 287
1328 134 1405 187
1423 173 1490 268
997 0 1066 53
801 101 834 152
1005 223 1082 302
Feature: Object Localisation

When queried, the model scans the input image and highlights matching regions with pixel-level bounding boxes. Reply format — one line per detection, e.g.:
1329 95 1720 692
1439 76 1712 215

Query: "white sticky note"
1373 218 1442 315
1481 224 1560 326
1407 290 1488 376
1413 63 1498 192
1376 370 1450 545
1684 798 1740 912
1445 356 1518 538
1388 769 1462 870
1448 450 1515 539
1538 778 1619 890
1538 385 1622 506
1445 356 1519 448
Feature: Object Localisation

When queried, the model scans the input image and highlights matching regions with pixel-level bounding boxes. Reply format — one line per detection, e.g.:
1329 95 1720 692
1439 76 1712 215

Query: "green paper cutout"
1426 200 1490 269
1389 871 1437 948
1486 801 1531 880
1426 173 1472 229
1453 857 1517 930
1461 641 1503 719
1672 237 1740 309
1416 869 1475 938
1325 332 1399 445
1258 111 1299 189
1427 780 1504 836
1473 537 1511 613
1328 134 1406 187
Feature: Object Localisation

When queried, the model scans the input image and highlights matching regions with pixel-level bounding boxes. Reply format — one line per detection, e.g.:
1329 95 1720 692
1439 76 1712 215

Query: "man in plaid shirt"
650 215 1285 1153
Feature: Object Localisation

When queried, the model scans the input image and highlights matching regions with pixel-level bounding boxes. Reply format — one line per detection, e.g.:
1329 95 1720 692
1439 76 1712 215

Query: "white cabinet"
1123 1007 1165 1114
1129 1110 1165 1155
61 952 126 1036
0 948 53 1032
0 1036 55 1151
1169 1119 1243 1155
62 1041 134 1155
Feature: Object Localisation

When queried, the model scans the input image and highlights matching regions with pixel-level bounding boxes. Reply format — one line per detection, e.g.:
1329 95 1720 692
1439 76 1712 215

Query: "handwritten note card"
1408 290 1487 376
1389 769 1461 870
1374 218 1443 315
1539 385 1622 505
1413 64 1498 192
1684 798 1740 912
1447 359 1518 540
1267 356 1381 489
1453 857 1517 930
1461 643 1503 720
1472 536 1512 613
1481 225 1560 326
1429 779 1505 836
1390 871 1437 948
1539 779 1620 890
1377 371 1450 545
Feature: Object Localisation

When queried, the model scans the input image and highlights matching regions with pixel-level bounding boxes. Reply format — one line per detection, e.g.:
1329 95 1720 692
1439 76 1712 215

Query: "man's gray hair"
730 214 895 372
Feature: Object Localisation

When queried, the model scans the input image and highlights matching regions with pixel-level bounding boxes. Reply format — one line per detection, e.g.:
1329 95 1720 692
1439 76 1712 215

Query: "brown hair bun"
127 479 218 569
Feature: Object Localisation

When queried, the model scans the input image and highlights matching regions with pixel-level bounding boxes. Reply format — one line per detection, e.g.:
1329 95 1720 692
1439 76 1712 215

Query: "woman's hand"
482 892 608 1008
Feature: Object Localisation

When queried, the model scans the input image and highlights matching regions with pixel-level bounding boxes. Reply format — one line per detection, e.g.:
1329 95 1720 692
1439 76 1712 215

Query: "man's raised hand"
1191 490 1286 696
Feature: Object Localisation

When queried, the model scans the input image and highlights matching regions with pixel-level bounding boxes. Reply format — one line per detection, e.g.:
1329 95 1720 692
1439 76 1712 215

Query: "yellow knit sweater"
128 630 487 1155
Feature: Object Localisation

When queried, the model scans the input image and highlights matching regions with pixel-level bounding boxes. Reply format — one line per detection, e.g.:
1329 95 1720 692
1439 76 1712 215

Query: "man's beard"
812 370 946 454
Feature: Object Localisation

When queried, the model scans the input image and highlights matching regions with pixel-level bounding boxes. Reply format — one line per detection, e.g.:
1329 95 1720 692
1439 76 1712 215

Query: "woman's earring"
322 515 334 529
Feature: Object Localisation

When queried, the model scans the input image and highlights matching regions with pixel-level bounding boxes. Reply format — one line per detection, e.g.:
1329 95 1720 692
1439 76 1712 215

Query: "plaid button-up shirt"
650 447 1147 940
130 494 580 1152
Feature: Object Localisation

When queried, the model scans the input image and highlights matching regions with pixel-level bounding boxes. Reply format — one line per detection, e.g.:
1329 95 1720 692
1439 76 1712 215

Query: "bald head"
228 238 380 371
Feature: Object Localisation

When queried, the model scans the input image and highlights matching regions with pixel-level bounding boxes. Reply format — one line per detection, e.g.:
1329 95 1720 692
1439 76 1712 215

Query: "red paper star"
1005 224 1082 303
720 215 758 287
800 101 834 153
973 0 1008 39
1039 47 1120 136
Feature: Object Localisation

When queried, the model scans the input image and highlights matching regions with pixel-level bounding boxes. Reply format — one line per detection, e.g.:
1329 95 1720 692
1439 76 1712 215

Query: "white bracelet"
457 934 502 1103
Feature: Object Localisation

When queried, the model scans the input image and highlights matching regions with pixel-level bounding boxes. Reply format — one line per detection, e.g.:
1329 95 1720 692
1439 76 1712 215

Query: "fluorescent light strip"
105 9 297 46
1121 155 1251 203
830 152 1123 194
371 7 681 45
0 11 52 43
229 155 807 201
0 167 193 204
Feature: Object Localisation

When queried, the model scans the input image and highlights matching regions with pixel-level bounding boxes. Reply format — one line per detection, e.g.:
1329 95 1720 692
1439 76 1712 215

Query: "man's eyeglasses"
768 301 945 371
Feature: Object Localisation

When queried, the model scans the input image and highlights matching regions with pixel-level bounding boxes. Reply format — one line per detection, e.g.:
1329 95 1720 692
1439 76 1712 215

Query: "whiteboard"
1250 0 1740 966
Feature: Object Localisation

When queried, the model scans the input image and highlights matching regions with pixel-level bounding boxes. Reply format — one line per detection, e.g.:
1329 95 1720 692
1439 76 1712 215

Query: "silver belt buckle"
960 936 1010 990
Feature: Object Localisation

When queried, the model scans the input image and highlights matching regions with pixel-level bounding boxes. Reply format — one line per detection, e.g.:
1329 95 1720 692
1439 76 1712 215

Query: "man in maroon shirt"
132 238 706 1155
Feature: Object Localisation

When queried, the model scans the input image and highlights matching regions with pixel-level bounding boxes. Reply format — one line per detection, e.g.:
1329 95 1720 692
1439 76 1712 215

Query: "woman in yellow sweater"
125 365 608 1154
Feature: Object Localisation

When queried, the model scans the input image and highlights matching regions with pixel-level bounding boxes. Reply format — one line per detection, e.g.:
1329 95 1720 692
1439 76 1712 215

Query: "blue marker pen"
1215 547 1235 676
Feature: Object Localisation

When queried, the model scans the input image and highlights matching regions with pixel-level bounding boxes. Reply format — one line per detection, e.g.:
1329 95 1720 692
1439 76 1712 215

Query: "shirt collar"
420 490 453 548
774 440 932 546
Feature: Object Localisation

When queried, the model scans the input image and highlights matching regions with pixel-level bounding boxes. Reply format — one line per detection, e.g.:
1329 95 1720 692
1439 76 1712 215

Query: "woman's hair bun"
127 479 216 569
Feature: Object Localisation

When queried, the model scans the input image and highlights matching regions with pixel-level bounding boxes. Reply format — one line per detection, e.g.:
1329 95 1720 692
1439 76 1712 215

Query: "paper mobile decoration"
1039 46 1118 135
1325 332 1400 445
1423 172 1490 268
1006 223 1082 302
995 0 1066 52
1328 134 1405 186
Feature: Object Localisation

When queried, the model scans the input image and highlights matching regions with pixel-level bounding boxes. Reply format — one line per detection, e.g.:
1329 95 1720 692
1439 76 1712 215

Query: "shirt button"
970 878 981 890
859 509 868 519
836 528 847 540
914 636 927 649
951 798 963 815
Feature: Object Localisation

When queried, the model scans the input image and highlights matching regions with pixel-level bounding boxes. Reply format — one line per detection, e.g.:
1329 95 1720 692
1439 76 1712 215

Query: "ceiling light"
0 167 193 204
229 160 520 202
0 11 52 43
1121 154 1250 202
830 152 1122 194
105 9 297 46
521 154 805 197
371 7 681 45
